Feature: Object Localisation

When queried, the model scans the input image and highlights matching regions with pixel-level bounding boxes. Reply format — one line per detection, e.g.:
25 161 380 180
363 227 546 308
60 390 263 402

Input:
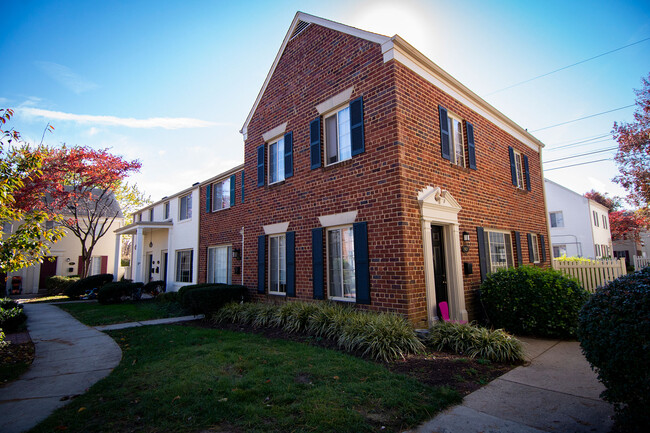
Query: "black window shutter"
286 231 296 297
350 97 365 156
312 228 324 299
514 231 523 266
540 234 546 262
284 131 293 178
523 155 531 191
508 147 517 186
527 233 534 263
206 184 212 213
257 235 265 293
476 227 488 282
241 171 245 203
257 144 265 187
466 122 477 169
353 221 370 304
230 174 236 207
439 106 451 161
310 117 321 169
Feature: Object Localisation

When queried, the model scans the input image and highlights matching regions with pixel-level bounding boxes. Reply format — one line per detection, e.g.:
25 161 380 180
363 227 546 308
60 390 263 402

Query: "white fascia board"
383 36 544 153
240 12 390 138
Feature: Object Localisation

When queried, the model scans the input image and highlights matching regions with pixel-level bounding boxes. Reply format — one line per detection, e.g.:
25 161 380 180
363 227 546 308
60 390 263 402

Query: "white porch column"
134 227 144 283
421 220 438 325
166 228 174 287
113 233 121 281
446 224 468 322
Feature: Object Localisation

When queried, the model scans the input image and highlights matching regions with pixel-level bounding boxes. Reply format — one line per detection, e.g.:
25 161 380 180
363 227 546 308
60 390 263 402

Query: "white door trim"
418 186 468 324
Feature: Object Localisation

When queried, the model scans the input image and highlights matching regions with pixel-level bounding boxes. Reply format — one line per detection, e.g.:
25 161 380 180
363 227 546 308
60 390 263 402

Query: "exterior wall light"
461 231 470 253
232 248 241 260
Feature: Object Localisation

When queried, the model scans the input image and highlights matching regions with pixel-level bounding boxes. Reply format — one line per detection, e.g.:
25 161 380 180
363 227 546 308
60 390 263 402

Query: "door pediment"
418 186 461 224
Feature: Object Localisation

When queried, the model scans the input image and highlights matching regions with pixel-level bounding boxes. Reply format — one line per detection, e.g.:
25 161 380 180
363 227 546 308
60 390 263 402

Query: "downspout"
540 149 553 268
240 226 245 286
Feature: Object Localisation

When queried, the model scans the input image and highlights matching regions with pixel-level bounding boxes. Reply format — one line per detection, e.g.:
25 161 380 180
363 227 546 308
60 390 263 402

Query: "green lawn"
30 325 461 433
56 300 189 326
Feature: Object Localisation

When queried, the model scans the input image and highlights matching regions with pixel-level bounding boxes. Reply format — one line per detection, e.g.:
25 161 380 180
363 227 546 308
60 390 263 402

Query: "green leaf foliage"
64 273 115 298
98 281 144 304
480 266 590 338
578 266 650 431
45 275 80 296
0 298 26 332
182 285 248 315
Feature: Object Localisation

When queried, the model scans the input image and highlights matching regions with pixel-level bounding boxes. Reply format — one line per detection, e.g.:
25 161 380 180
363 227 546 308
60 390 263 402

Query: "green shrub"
215 301 424 362
64 273 114 298
0 328 8 349
182 285 248 315
480 266 590 338
578 266 650 431
425 321 525 363
156 291 180 304
0 299 27 332
97 282 144 304
142 280 166 296
45 276 80 296
177 283 224 305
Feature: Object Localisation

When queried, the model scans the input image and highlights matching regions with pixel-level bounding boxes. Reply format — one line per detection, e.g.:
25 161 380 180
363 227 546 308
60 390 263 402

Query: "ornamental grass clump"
426 321 525 363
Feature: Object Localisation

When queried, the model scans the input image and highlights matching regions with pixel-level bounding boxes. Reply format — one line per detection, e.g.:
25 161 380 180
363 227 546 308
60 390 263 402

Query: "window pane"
325 115 338 164
270 237 279 291
328 229 342 297
341 227 356 298
488 231 510 272
338 107 351 161
269 141 277 183
515 153 524 188
176 250 192 282
451 118 465 167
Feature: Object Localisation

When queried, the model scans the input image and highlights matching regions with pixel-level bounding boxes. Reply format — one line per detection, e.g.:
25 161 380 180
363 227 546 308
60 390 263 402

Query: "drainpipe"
240 226 245 286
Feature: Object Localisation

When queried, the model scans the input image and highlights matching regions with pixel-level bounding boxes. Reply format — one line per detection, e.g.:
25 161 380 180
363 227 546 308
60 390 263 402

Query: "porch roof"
114 221 173 235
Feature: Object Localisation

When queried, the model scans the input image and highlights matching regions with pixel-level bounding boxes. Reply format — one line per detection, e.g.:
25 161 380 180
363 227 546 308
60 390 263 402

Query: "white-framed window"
531 234 540 263
212 178 231 211
138 213 142 222
595 244 601 258
484 230 514 273
593 210 599 227
448 113 465 168
602 244 609 257
552 245 567 258
2 222 12 234
324 105 352 166
164 201 170 219
88 256 102 276
549 211 564 228
268 136 285 184
513 150 525 189
327 226 356 300
268 234 287 294
175 249 193 283
207 245 231 284
149 208 154 221
602 215 608 229
179 193 192 221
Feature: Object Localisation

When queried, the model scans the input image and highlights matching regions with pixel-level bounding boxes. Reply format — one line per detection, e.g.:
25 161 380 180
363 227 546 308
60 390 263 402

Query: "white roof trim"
240 12 390 139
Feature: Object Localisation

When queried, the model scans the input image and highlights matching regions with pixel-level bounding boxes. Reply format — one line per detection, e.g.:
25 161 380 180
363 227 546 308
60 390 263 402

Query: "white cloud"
35 61 98 94
87 127 99 136
0 97 10 105
20 107 222 129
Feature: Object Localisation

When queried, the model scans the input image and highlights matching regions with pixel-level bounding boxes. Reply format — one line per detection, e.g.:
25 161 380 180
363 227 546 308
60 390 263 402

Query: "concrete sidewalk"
0 303 122 433
413 338 614 433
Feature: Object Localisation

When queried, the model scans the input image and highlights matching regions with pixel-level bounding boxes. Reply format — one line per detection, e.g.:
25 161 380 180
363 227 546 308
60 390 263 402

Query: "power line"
545 158 612 171
546 137 614 152
544 146 618 163
530 105 634 132
486 36 650 96
545 131 611 147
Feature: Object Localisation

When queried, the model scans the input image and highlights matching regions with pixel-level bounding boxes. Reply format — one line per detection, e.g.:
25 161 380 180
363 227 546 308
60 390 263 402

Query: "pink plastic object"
439 301 450 322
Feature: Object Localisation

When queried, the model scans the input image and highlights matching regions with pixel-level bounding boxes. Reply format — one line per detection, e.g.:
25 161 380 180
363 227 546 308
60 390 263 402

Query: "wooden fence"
633 256 650 271
553 258 627 293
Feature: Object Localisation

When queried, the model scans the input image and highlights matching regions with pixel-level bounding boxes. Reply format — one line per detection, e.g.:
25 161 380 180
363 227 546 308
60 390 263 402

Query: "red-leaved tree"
15 146 141 277
608 210 649 242
584 190 622 213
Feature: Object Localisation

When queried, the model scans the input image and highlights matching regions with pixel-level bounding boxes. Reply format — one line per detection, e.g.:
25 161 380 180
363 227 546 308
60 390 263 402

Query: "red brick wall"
199 23 550 325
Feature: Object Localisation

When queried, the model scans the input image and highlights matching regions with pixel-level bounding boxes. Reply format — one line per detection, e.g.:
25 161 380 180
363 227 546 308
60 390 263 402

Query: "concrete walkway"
0 303 122 433
413 338 614 433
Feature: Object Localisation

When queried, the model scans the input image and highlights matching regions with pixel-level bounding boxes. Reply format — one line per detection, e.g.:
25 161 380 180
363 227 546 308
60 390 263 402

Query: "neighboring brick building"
198 12 550 327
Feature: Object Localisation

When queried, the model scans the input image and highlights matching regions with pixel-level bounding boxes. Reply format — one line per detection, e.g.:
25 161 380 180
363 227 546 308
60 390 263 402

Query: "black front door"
431 225 448 318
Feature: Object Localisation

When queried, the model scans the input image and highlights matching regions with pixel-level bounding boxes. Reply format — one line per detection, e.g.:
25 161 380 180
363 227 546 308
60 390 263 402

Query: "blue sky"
2 0 649 204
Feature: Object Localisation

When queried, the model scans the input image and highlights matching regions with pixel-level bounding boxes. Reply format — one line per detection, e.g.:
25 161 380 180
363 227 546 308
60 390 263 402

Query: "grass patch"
31 325 461 433
57 300 188 326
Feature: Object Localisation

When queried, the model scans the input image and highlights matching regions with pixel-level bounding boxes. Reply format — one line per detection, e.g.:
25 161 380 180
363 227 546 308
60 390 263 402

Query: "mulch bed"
186 319 519 396
1 332 35 385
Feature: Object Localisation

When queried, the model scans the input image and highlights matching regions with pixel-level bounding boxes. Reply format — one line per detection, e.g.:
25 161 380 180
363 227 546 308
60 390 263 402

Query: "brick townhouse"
198 12 550 327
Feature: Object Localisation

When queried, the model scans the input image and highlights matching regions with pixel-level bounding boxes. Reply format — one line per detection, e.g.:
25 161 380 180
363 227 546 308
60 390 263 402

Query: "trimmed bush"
177 283 224 306
0 298 27 332
156 291 180 304
480 266 590 338
578 266 650 431
425 321 525 363
142 280 166 296
215 301 424 362
64 273 114 299
182 285 248 314
45 276 80 296
97 282 144 304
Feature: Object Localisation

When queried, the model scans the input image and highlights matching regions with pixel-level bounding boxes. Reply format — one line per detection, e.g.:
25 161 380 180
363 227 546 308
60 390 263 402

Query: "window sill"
449 163 471 173
268 291 287 297
266 179 286 189
322 157 354 171
329 296 355 303
210 206 231 213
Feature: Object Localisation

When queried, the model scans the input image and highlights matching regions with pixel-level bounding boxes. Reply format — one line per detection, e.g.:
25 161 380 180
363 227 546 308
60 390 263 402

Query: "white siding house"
545 179 613 259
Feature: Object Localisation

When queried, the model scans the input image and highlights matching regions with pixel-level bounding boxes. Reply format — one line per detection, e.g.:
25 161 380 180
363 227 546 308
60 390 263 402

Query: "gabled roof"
240 12 545 152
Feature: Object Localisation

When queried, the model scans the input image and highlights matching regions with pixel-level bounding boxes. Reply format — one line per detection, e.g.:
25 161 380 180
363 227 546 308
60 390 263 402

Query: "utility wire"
530 105 634 132
544 146 618 163
486 36 650 96
545 158 612 171
546 131 611 147
546 137 614 152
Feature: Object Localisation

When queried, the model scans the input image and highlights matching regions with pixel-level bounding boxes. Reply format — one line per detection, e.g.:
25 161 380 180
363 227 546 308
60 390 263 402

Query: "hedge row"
64 274 114 298
0 298 27 333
